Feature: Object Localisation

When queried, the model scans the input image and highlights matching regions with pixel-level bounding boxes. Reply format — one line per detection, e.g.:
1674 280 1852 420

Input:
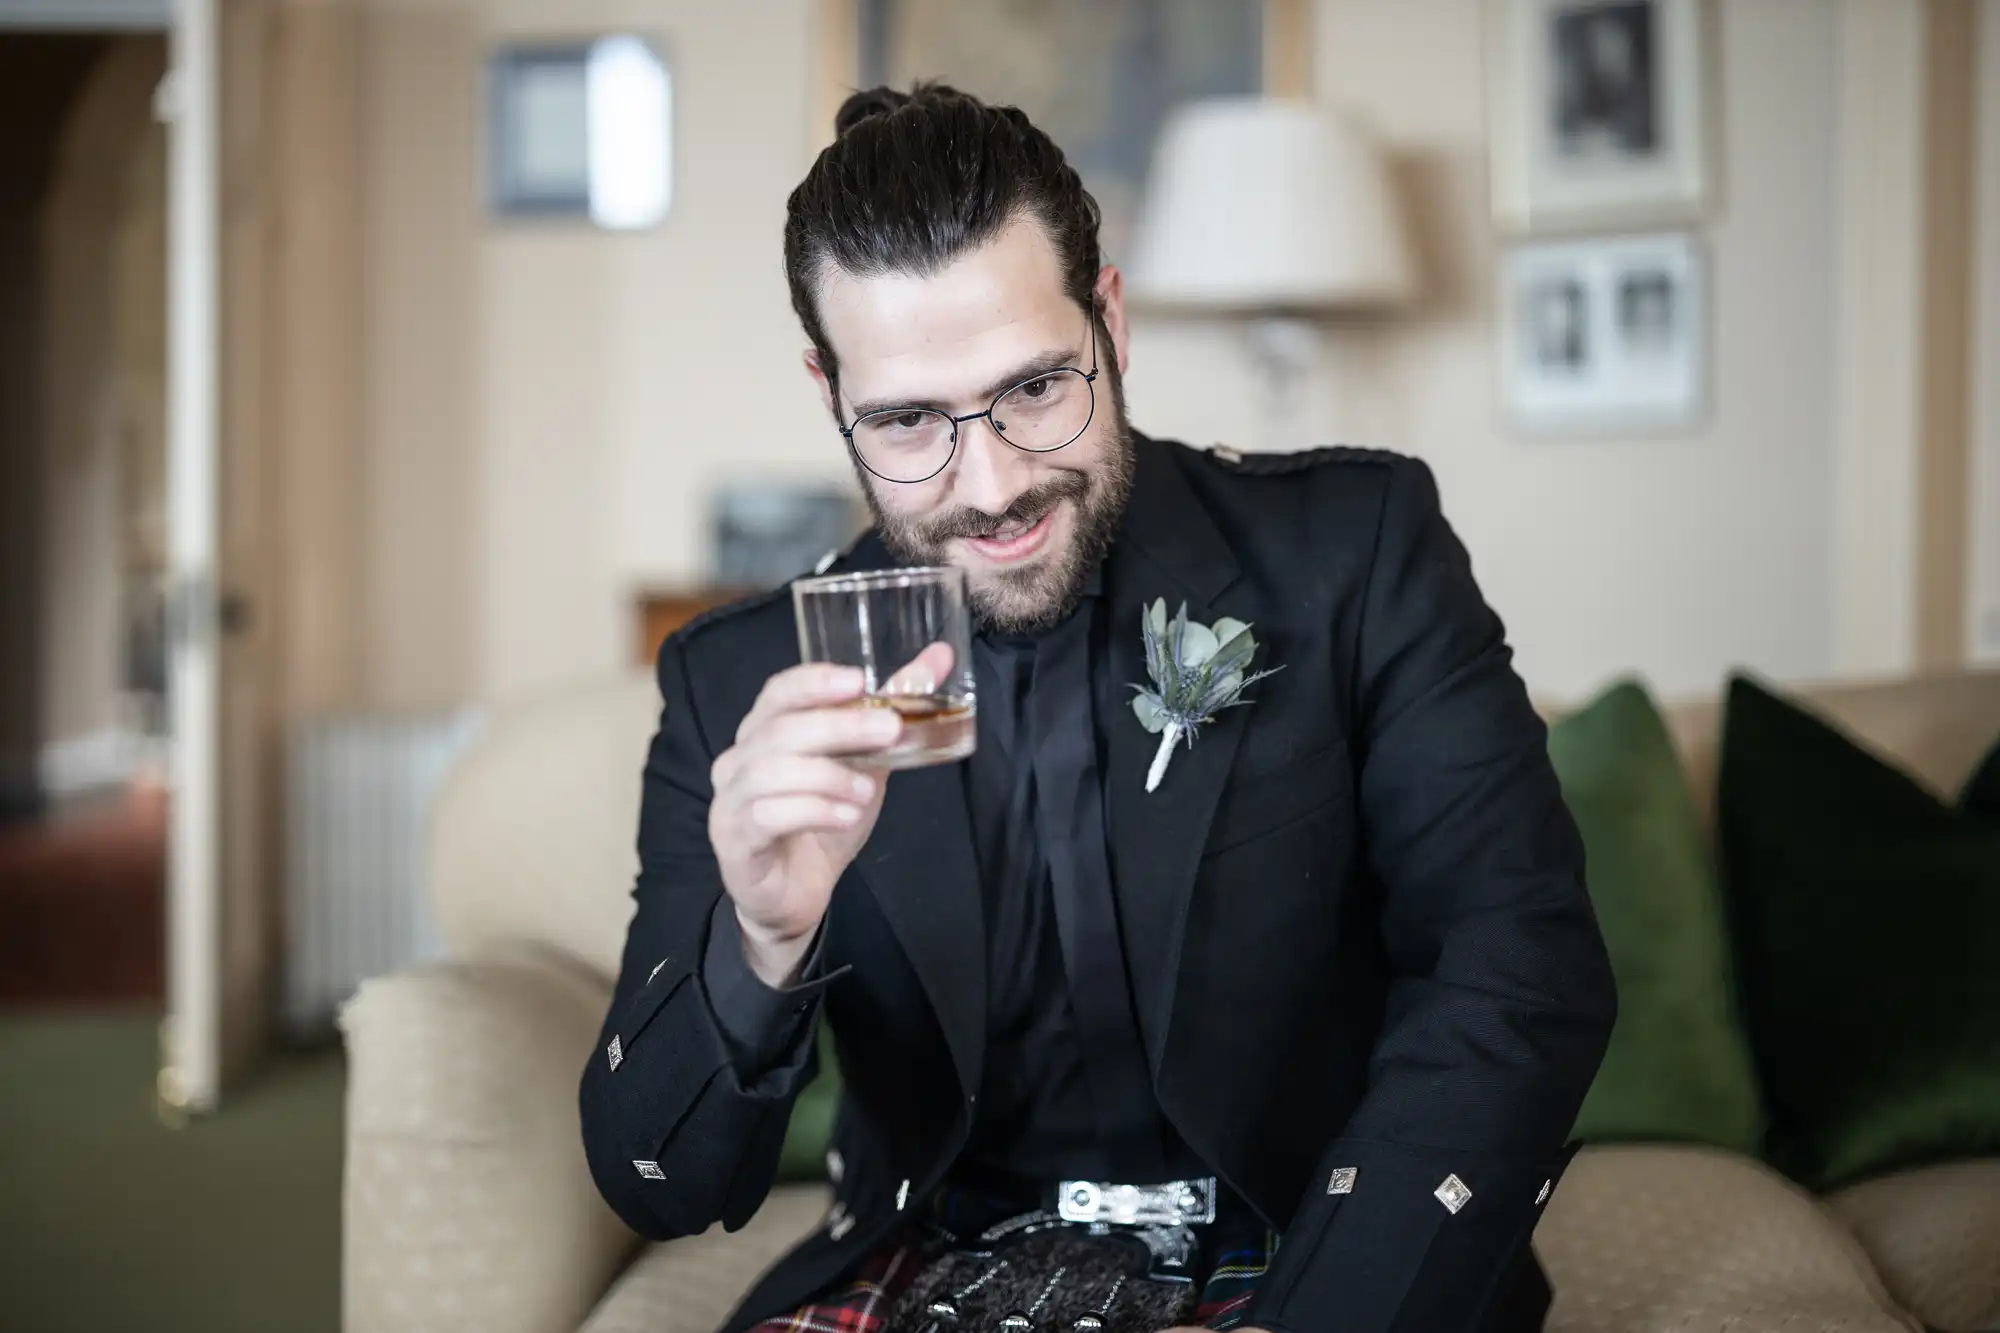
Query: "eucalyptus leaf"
1131 692 1167 733
1178 621 1220 667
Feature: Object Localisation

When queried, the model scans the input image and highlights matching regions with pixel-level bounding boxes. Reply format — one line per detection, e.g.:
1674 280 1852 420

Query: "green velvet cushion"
776 1025 841 1182
1548 679 1764 1151
1717 675 2000 1191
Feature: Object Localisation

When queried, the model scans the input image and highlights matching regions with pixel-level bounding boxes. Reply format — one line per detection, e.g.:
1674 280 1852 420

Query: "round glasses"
838 315 1100 484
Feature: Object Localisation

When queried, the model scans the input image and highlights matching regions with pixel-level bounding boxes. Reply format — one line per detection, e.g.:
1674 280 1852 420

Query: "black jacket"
579 437 1618 1333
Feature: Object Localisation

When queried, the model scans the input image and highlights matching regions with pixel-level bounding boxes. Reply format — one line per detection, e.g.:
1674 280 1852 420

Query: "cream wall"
361 0 832 708
357 0 1943 709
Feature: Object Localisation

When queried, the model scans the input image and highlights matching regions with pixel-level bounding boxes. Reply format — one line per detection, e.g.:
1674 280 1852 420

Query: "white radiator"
283 708 485 1035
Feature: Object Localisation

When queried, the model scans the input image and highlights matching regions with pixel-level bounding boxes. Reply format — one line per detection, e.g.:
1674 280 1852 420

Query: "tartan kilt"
745 1222 1278 1333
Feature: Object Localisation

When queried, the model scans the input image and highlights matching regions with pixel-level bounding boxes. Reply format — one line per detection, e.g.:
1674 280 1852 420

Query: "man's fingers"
725 755 877 807
746 794 864 838
737 664 867 743
755 703 902 759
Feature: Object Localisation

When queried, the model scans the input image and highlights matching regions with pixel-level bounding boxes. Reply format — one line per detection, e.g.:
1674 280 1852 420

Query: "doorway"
0 30 171 1004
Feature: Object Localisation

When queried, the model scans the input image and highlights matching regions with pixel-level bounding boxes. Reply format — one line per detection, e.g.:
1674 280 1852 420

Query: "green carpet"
0 1009 343 1333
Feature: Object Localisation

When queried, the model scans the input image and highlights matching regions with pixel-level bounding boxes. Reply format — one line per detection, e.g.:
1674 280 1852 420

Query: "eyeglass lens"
850 367 1094 484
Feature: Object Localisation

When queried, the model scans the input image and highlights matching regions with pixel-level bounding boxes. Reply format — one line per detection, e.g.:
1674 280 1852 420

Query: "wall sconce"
1127 98 1415 449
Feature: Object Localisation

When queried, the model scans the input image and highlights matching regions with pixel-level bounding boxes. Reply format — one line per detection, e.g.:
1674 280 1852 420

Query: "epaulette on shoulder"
1203 443 1401 474
674 583 793 645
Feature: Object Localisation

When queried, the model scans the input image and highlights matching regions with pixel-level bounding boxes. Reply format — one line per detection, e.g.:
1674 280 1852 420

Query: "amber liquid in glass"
850 694 977 769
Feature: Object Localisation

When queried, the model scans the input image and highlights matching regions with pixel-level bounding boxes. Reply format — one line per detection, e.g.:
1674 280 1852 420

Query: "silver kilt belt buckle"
1056 1177 1217 1228
1053 1177 1218 1282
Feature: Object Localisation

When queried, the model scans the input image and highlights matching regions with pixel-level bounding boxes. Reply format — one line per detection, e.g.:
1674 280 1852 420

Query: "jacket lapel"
1102 440 1255 1073
841 534 988 1104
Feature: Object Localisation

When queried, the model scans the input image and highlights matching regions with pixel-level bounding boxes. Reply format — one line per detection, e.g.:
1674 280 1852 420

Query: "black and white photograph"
1552 1 1657 159
1527 274 1591 372
1488 0 1710 231
1502 231 1705 434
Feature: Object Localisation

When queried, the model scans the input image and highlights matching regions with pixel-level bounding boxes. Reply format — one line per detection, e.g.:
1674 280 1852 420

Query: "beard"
858 364 1136 636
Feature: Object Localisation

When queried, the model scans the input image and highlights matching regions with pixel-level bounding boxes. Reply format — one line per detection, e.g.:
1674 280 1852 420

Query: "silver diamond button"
646 958 667 984
896 1178 911 1211
1327 1167 1358 1195
1435 1173 1472 1214
606 1035 623 1071
633 1159 665 1181
826 1148 845 1183
1535 1179 1552 1206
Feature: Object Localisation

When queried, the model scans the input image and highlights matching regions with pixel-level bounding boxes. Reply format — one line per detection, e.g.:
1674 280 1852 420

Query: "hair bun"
834 86 910 137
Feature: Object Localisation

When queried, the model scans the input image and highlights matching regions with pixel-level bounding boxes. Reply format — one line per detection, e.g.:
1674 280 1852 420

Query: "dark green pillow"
1548 679 1763 1151
1717 675 2000 1191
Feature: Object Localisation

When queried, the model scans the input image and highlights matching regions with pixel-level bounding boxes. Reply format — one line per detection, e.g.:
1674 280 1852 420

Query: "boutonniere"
1129 599 1281 792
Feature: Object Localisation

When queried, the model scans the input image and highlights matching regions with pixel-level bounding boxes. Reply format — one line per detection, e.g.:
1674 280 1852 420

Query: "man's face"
806 217 1136 635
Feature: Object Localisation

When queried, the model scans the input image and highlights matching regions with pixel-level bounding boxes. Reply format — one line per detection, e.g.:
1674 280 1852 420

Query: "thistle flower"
1129 599 1280 792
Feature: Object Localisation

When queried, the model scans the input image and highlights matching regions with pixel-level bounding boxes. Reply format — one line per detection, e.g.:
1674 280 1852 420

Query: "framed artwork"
1486 0 1712 232
487 35 673 229
812 0 1309 262
1499 231 1706 435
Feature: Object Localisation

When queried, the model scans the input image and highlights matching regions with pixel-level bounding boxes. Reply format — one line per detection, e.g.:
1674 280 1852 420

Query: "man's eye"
889 412 929 431
1018 377 1053 400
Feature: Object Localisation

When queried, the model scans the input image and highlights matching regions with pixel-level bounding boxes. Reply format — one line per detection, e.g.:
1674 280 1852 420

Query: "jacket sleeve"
578 633 836 1241
1247 458 1618 1333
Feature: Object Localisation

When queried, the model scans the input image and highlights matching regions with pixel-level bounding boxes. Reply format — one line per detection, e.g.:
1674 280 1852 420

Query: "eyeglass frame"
835 304 1101 485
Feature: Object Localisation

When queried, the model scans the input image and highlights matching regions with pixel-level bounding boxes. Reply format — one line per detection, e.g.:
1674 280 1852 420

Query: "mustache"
916 473 1090 544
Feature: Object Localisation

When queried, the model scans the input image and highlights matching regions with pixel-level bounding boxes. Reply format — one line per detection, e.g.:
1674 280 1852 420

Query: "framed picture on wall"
1500 231 1706 435
811 0 1309 263
1486 0 1713 232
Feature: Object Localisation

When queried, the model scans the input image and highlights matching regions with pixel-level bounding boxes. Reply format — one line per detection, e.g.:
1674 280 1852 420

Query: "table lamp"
1126 98 1415 449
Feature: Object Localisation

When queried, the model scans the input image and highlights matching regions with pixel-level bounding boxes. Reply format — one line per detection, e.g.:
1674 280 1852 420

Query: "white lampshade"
1126 98 1415 312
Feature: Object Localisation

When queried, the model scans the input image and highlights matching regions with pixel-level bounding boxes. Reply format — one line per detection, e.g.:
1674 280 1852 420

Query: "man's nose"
949 417 1032 516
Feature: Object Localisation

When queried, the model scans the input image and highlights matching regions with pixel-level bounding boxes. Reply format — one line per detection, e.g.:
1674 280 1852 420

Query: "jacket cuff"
700 897 841 1074
1247 1138 1577 1333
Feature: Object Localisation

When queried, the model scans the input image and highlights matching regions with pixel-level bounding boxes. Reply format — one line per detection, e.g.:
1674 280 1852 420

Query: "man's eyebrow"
846 347 1079 419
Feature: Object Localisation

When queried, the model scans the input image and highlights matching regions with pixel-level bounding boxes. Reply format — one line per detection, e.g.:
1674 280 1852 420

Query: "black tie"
1028 605 1165 1180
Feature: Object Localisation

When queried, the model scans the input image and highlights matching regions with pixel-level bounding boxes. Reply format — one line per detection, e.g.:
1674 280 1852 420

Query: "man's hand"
707 645 952 986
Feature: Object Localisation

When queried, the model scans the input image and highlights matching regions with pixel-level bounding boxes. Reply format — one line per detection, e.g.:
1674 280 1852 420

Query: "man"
581 84 1616 1333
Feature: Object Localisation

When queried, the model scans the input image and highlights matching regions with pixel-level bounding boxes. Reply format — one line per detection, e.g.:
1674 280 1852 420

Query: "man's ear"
1094 265 1132 376
803 347 838 420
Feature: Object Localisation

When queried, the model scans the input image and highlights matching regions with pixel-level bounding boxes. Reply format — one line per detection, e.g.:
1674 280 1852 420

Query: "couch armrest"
339 956 635 1333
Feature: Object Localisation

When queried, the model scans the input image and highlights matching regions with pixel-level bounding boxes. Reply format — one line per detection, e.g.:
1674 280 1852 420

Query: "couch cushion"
1536 1145 1915 1333
430 671 659 981
579 1185 830 1333
1548 681 1762 1152
1828 1159 2000 1333
1717 676 2000 1191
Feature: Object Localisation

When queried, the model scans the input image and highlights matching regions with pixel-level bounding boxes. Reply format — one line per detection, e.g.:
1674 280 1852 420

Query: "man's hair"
783 82 1104 397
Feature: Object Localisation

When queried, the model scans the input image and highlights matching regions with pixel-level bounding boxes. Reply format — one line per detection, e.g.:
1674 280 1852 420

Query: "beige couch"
340 669 2000 1333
